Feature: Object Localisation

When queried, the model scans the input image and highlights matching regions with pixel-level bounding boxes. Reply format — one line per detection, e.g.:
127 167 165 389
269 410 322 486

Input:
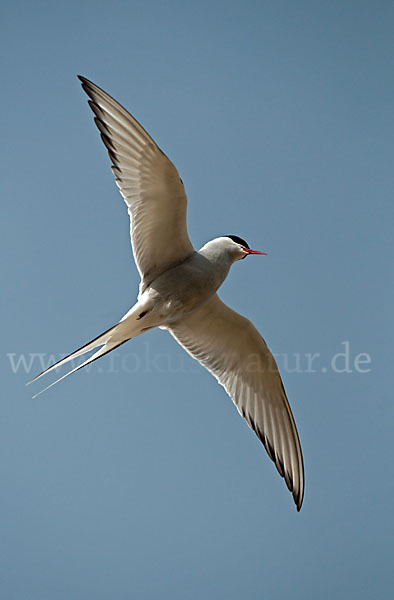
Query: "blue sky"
1 1 393 598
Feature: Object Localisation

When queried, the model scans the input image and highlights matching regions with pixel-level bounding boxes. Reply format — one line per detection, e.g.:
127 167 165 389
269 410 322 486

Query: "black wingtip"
295 491 304 512
77 75 93 91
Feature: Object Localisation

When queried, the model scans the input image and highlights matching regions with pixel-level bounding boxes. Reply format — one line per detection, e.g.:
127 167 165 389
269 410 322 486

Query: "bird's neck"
198 243 235 268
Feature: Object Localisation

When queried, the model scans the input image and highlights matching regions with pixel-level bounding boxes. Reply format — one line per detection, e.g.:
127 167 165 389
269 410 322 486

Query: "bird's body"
29 77 305 511
137 238 239 323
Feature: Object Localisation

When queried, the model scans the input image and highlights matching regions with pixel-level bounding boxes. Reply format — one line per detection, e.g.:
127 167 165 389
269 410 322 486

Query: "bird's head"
223 235 267 261
199 235 267 264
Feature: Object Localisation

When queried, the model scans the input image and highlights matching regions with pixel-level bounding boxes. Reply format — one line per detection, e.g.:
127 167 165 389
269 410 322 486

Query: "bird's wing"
78 76 195 291
167 294 304 510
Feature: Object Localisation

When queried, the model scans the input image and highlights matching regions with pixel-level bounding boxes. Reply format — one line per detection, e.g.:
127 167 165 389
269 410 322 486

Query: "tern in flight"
29 76 304 510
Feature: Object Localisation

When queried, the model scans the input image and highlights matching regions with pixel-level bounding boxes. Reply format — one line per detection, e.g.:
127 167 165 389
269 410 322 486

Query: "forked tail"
27 321 132 398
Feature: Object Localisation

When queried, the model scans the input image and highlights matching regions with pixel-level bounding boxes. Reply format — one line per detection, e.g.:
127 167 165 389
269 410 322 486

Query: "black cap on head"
225 235 250 249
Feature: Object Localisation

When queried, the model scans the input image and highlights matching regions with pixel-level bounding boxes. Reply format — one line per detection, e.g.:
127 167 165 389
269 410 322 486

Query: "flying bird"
29 76 304 510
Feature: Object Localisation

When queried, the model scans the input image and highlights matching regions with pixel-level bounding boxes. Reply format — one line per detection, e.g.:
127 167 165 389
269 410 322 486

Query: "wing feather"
78 76 195 291
168 294 305 510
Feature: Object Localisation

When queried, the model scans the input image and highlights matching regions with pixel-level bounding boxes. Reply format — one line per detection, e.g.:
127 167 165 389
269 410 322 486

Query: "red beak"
244 248 267 255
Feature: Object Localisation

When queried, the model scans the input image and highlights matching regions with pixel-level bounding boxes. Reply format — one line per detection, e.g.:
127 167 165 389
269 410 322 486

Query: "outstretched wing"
167 294 305 510
78 76 195 291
